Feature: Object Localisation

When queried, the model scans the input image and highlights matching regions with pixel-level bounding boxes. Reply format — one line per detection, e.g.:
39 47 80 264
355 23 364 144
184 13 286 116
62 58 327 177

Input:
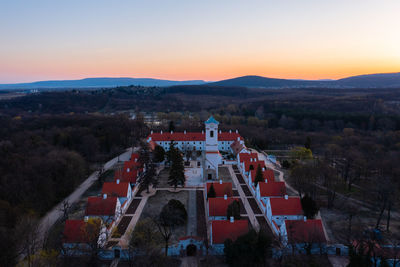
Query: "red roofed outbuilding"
208 197 240 219
62 220 88 244
282 219 326 245
249 168 275 184
211 219 248 244
85 196 121 225
206 182 233 198
256 181 286 198
265 196 304 229
101 180 132 211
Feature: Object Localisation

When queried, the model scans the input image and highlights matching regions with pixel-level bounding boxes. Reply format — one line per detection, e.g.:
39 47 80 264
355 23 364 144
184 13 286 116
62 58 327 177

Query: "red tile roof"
244 160 265 172
101 182 130 197
130 153 140 161
85 196 118 216
208 198 240 217
270 197 303 216
250 168 275 183
147 132 243 142
206 182 233 197
63 220 87 243
230 141 245 155
285 219 326 243
114 168 138 184
211 220 248 244
218 132 243 141
259 182 287 197
124 160 142 170
238 152 258 163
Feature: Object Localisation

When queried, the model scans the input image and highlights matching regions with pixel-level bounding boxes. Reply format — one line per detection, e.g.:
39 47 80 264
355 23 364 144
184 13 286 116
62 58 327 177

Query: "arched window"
210 130 214 138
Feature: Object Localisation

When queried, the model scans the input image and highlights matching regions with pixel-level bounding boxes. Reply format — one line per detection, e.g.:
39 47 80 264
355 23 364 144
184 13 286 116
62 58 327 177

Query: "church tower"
204 116 222 180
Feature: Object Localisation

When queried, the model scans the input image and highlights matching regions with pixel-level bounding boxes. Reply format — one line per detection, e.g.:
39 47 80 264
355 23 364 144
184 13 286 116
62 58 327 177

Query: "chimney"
236 129 238 133
161 130 163 134
84 216 88 222
219 179 222 184
103 194 107 199
150 130 153 134
284 195 288 200
184 130 186 134
230 216 234 223
229 130 232 133
116 179 120 184
224 194 227 200
304 216 307 222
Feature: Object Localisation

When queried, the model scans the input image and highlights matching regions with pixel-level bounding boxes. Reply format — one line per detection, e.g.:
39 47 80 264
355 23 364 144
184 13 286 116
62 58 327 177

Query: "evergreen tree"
301 194 319 219
168 121 175 132
166 141 177 166
168 148 185 189
227 200 241 220
138 141 150 167
153 145 165 163
254 164 264 187
139 161 158 193
207 184 216 198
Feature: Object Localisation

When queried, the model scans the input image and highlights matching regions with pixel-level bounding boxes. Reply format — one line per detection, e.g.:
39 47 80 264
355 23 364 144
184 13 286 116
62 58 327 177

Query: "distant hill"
2 72 400 90
208 75 328 88
336 73 400 88
208 73 400 88
0 77 206 90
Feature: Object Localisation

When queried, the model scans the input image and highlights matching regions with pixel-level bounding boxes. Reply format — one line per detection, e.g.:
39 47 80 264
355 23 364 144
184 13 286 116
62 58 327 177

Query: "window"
210 130 214 138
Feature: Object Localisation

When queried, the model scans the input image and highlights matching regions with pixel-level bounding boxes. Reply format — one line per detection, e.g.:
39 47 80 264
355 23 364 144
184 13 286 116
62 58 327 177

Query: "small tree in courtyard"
207 183 216 198
153 145 165 163
254 165 263 187
168 147 185 189
139 161 158 193
301 194 319 219
227 200 241 220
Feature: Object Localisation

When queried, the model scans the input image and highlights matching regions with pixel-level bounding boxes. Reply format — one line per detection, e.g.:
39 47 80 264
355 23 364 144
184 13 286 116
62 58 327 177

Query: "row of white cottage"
234 149 327 246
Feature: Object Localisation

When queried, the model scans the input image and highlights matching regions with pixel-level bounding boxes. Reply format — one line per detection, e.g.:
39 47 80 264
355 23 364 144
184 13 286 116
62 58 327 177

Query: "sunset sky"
1 0 399 83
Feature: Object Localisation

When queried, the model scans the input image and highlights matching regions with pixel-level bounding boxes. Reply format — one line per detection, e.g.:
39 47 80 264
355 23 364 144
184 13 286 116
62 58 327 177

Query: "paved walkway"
180 256 198 267
37 148 134 248
187 190 197 236
328 255 349 267
110 187 156 248
226 165 260 230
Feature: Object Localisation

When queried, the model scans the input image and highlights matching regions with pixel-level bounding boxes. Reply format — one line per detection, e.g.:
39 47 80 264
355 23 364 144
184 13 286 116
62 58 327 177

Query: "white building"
147 116 244 180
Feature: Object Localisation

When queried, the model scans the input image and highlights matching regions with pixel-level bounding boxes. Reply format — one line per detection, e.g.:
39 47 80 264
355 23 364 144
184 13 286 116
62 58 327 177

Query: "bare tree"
15 215 40 267
59 200 72 222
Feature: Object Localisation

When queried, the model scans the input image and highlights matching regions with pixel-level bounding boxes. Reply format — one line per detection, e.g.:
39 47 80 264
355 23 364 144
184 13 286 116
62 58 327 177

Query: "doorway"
186 244 197 256
114 249 120 258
